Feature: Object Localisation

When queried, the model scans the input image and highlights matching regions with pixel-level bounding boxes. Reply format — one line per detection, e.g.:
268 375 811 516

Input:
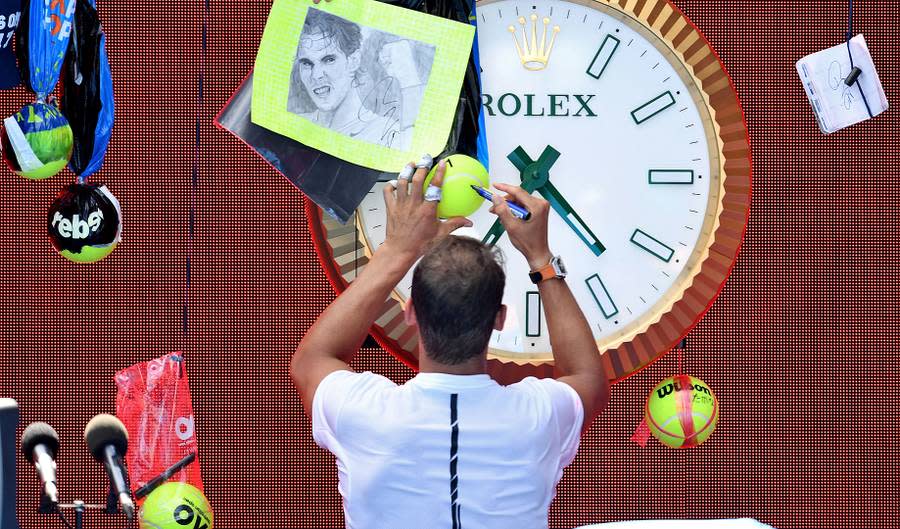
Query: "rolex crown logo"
508 13 560 71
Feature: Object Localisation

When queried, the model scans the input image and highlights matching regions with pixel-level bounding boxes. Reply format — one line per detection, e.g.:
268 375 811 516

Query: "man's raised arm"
291 160 470 415
489 183 610 430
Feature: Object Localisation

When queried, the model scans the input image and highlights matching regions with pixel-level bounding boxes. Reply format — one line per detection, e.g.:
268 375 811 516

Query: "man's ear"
404 298 418 327
493 304 507 331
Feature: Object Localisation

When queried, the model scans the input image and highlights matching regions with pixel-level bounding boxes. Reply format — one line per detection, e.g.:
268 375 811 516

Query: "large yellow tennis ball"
140 482 213 529
645 375 718 449
423 155 489 218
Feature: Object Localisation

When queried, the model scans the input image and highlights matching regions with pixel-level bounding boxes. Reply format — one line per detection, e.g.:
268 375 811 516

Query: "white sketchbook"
796 34 888 134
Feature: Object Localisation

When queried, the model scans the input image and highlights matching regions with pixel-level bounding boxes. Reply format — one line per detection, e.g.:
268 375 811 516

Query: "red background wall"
1 0 898 527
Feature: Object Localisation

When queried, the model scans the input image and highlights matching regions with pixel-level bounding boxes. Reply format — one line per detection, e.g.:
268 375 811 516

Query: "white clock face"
358 0 722 361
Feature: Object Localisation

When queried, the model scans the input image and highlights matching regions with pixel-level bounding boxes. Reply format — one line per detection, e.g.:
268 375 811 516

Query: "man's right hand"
490 183 610 433
489 183 553 270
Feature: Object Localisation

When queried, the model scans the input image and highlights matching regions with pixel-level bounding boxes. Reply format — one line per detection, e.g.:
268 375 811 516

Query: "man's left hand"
381 157 472 262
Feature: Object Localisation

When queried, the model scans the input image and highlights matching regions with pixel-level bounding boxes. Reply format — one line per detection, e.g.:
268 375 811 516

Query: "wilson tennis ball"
1 102 74 180
645 375 718 449
423 155 489 218
140 482 213 529
48 183 122 263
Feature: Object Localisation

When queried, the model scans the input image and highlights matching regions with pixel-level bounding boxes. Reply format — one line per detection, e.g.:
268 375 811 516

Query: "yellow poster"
252 0 475 172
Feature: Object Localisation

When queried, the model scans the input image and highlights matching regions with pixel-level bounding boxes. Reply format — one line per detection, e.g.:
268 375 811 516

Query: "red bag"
114 352 204 494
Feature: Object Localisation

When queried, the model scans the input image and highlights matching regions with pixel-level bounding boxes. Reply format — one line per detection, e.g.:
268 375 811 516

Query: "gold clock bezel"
306 0 752 383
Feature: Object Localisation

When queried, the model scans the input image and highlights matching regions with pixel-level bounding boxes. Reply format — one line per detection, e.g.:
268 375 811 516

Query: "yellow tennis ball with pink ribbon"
645 374 718 449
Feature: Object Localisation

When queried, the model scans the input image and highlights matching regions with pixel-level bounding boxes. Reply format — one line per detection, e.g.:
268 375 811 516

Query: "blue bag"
15 0 74 99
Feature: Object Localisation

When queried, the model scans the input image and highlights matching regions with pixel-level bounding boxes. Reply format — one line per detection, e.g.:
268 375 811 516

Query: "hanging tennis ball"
423 154 489 218
47 182 122 263
645 375 718 449
1 102 74 180
140 482 213 529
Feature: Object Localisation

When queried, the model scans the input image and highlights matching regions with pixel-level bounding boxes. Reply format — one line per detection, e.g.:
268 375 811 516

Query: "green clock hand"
508 146 560 186
483 146 605 256
482 146 559 247
536 181 606 256
482 220 506 247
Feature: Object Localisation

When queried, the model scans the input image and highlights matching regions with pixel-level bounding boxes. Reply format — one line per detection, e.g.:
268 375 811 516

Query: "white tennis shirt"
312 370 584 529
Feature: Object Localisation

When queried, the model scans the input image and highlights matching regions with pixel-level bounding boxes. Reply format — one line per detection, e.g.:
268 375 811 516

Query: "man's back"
294 164 608 528
313 371 584 529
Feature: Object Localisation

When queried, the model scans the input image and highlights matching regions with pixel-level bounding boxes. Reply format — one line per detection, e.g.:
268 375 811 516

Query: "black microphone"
20 422 60 507
83 414 134 520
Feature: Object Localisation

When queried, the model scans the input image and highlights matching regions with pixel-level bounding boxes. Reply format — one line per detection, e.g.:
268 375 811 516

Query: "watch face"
309 0 751 381
553 257 567 277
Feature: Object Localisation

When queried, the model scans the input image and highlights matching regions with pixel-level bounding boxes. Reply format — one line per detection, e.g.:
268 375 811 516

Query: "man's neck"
418 351 487 376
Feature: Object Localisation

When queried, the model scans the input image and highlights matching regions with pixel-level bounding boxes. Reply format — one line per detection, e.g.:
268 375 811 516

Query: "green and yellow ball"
645 375 718 449
1 102 73 180
140 482 213 529
423 154 489 219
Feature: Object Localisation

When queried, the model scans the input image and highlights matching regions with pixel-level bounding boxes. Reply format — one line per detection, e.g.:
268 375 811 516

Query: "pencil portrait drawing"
288 8 436 150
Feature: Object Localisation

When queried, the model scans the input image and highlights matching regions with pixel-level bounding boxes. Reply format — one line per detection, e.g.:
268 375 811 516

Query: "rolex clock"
307 0 752 383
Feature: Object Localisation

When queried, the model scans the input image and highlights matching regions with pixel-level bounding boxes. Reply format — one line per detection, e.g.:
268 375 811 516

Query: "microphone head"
83 414 128 460
21 422 59 463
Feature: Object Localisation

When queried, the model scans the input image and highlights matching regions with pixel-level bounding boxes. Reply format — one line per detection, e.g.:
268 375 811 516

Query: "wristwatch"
528 255 567 284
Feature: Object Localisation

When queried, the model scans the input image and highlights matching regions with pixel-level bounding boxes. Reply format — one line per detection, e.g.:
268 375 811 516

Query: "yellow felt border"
252 0 475 172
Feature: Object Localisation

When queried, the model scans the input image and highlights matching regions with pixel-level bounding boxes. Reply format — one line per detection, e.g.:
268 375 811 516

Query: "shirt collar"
408 372 498 390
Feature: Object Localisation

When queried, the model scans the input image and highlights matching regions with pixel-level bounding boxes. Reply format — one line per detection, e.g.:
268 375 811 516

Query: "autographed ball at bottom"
424 155 489 218
140 482 213 529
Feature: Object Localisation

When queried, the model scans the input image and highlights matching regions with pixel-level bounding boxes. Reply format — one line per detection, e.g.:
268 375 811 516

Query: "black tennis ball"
48 182 122 263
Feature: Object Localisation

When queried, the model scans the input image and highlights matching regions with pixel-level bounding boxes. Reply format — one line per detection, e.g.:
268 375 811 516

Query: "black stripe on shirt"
450 393 460 529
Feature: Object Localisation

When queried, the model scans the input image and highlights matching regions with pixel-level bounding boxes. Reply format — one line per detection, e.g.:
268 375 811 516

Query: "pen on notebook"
470 185 532 221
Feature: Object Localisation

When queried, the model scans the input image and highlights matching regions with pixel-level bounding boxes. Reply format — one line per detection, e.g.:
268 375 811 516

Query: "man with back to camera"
291 156 610 528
